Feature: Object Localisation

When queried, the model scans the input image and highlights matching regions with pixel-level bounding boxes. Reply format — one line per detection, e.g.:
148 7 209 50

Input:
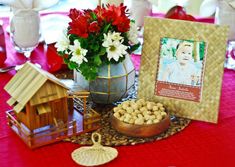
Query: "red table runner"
1 14 235 167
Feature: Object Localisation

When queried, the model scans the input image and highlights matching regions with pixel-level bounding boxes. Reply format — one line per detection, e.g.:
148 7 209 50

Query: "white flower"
102 33 113 48
55 30 70 52
127 22 139 45
69 40 88 65
102 31 128 61
106 40 128 61
102 31 123 47
110 31 123 41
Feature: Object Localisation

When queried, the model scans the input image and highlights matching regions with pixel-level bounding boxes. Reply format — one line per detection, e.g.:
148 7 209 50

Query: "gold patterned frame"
138 17 228 123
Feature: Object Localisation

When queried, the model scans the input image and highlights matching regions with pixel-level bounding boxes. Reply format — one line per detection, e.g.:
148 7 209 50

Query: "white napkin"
0 0 59 11
200 0 219 17
148 0 159 6
228 0 235 8
40 14 70 44
200 0 235 17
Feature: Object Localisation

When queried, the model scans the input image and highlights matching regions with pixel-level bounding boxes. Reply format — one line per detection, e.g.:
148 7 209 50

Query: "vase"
74 55 135 104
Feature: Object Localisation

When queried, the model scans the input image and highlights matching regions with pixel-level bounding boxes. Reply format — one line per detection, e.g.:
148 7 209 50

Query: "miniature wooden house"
4 62 69 131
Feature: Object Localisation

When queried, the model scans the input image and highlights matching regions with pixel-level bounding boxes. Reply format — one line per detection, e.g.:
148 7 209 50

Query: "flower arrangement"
55 4 140 80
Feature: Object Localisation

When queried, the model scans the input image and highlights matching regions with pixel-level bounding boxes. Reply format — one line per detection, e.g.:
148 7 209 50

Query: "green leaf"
63 58 69 64
78 63 98 81
79 38 88 49
103 23 111 34
129 43 141 53
90 43 99 52
94 55 102 66
68 61 78 69
98 47 106 56
130 20 135 23
90 12 97 20
69 34 80 43
58 51 65 56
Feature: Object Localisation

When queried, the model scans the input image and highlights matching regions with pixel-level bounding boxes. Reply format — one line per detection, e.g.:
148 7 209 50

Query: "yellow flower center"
75 49 81 56
109 45 116 52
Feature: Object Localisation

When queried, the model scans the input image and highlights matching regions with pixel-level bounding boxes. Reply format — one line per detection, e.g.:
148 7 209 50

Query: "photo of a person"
157 38 205 87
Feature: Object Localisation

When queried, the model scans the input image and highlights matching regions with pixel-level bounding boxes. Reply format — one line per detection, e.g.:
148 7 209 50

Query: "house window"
36 103 52 115
40 93 57 99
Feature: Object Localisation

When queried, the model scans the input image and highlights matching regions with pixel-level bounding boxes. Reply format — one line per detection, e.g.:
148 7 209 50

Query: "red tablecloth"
1 15 235 167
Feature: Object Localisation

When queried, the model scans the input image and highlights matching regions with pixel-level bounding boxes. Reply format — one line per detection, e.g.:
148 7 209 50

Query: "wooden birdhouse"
4 62 100 148
4 62 69 131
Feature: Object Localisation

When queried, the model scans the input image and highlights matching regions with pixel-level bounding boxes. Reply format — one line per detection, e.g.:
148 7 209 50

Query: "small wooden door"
34 103 53 129
51 98 68 124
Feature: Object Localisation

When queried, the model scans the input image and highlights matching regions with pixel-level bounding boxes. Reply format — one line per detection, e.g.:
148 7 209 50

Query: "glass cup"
10 9 40 59
215 1 235 69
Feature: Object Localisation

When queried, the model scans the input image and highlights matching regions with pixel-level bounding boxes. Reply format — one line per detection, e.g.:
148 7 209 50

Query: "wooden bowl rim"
111 112 171 127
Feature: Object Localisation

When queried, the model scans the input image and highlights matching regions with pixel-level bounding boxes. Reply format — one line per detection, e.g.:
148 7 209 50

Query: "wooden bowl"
111 114 171 138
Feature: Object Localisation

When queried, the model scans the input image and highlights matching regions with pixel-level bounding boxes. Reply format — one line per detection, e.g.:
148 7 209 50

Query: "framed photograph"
138 17 228 123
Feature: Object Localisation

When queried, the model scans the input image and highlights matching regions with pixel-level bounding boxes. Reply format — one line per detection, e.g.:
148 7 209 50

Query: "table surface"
1 14 235 167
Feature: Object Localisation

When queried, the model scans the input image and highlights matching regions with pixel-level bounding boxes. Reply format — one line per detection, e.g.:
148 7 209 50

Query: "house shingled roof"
4 62 69 113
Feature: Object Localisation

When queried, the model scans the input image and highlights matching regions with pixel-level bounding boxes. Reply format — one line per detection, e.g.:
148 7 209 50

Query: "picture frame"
138 17 229 123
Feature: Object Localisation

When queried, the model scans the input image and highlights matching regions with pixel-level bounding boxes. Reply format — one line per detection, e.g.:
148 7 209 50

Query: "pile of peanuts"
113 99 167 125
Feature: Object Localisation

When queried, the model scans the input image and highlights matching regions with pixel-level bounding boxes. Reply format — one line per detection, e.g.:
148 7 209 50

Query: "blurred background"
0 0 205 17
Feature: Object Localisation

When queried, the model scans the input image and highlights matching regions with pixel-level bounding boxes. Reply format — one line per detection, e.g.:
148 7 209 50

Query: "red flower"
94 6 102 17
89 21 100 33
102 10 114 22
84 9 93 21
68 4 130 37
68 15 89 38
107 3 127 17
69 8 81 21
108 4 130 32
97 3 130 32
94 6 109 23
112 16 130 32
94 4 128 23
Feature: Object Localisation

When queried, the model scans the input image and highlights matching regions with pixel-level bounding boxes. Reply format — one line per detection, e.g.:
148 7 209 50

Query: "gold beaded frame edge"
138 17 229 123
